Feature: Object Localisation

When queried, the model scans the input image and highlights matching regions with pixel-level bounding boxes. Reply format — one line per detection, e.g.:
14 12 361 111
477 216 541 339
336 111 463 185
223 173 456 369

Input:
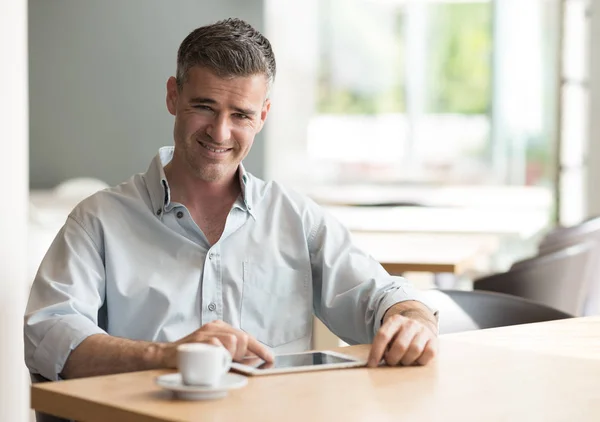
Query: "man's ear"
166 76 178 116
256 99 271 133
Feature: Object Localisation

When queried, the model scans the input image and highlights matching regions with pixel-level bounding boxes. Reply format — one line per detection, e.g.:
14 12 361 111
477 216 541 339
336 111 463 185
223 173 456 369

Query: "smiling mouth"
198 140 231 154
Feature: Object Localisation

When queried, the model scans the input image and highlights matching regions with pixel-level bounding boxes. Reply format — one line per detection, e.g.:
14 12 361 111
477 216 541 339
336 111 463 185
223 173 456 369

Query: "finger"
384 323 418 366
215 333 238 358
258 361 275 370
416 338 439 366
198 322 255 361
232 332 249 362
246 335 274 362
399 330 428 366
368 315 405 367
242 356 264 366
206 337 224 348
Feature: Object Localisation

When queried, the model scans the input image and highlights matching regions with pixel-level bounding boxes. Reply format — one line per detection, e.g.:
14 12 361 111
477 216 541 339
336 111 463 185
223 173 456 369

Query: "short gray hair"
176 18 276 94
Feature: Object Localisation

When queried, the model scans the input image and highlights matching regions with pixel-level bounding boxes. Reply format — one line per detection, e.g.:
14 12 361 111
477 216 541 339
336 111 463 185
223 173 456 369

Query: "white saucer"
155 372 248 400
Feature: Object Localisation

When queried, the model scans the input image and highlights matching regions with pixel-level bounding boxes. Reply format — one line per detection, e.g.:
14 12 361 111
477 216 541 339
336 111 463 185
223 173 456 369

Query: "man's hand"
61 321 272 379
163 320 273 367
367 301 438 367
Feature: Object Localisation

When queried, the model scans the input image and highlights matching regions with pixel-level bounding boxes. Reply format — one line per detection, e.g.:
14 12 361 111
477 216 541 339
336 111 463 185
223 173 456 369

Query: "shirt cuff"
32 315 107 381
374 283 439 335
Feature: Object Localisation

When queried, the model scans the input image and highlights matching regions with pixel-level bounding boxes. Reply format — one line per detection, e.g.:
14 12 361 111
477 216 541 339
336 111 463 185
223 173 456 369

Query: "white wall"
0 0 30 420
29 0 266 189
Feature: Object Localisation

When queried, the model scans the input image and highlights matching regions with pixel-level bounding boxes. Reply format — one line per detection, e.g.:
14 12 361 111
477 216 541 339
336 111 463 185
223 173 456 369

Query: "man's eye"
234 113 249 119
193 105 212 111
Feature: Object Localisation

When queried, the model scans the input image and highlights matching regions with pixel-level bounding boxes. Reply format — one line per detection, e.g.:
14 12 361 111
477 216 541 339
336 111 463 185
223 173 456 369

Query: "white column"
263 0 318 187
587 0 600 218
0 0 30 421
560 0 590 225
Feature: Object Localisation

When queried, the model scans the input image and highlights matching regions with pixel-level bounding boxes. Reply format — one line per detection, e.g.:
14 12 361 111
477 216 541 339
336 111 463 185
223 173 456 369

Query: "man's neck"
163 161 241 211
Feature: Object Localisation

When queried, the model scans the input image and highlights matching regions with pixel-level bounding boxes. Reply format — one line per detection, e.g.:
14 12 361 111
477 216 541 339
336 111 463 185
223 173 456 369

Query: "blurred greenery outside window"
310 0 558 187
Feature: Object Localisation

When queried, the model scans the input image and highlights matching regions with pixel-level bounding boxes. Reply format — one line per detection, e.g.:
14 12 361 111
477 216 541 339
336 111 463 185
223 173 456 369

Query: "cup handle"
221 347 233 373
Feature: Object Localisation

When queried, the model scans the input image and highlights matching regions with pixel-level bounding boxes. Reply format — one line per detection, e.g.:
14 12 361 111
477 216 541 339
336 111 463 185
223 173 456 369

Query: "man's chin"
183 153 239 182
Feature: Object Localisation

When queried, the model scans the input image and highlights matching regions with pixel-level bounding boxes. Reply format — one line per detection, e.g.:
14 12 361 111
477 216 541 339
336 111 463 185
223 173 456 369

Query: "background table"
31 317 600 422
351 232 498 275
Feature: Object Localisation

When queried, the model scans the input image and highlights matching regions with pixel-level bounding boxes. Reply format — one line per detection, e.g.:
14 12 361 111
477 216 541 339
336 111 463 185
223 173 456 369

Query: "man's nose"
206 115 232 143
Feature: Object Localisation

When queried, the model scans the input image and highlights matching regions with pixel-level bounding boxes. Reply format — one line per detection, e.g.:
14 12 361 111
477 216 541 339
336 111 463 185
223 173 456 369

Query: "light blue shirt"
25 147 428 380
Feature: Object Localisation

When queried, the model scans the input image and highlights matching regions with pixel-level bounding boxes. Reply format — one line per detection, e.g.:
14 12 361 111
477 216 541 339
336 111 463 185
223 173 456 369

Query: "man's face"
166 66 271 182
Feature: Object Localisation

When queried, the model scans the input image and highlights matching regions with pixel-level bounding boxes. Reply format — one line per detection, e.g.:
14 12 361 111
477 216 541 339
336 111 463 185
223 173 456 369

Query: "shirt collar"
237 163 255 217
144 146 255 218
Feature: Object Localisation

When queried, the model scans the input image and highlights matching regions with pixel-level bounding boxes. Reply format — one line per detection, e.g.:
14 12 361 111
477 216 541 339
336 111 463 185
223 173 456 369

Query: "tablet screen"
241 352 356 370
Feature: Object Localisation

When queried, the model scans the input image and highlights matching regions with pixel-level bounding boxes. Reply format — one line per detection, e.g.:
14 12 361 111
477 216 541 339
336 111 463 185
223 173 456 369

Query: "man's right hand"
163 320 273 367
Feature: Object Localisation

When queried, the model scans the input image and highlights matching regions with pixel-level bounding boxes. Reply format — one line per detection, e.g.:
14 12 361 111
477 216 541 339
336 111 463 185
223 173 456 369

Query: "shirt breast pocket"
240 262 312 348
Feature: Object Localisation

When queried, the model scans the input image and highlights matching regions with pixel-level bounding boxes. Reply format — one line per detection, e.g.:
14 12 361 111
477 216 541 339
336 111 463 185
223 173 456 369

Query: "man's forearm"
383 300 438 335
61 334 172 379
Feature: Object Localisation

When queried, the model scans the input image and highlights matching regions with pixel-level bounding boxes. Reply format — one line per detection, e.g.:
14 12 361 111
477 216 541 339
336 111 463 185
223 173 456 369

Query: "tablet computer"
230 350 367 376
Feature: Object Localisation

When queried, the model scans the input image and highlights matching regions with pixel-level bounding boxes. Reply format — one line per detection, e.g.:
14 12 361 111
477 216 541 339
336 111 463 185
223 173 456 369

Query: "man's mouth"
198 140 231 153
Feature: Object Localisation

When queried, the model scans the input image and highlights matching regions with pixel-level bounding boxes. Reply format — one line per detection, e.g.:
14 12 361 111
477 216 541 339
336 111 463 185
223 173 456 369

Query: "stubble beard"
183 145 231 182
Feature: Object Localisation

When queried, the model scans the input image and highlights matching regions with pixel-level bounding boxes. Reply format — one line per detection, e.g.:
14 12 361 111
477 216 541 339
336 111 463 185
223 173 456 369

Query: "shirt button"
176 211 184 219
208 303 216 312
208 252 214 260
156 209 162 216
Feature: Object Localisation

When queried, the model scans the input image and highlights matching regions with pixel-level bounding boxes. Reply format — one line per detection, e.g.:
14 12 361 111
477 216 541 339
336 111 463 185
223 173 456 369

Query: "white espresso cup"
177 343 233 386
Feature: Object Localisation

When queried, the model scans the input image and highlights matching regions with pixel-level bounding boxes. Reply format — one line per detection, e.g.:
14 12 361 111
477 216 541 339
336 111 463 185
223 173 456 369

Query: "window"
303 0 560 188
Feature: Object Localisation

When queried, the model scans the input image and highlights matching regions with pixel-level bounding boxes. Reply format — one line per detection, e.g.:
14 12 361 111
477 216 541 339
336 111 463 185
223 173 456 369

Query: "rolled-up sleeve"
309 207 434 345
24 215 107 380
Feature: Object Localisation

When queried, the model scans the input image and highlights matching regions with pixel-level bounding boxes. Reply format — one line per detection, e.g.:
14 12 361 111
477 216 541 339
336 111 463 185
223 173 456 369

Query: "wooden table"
31 317 600 422
351 232 498 275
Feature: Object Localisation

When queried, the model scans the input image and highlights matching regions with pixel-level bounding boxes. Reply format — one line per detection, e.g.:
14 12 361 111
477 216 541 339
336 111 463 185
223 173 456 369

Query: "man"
24 18 438 381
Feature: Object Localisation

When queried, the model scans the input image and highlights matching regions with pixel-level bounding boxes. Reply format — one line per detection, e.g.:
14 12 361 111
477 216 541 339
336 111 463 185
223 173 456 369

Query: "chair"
535 216 600 315
31 373 72 422
421 289 573 335
538 215 600 255
473 241 597 316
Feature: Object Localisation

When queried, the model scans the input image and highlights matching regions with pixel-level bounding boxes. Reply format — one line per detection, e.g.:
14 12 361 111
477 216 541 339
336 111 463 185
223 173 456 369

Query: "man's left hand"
367 303 438 367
